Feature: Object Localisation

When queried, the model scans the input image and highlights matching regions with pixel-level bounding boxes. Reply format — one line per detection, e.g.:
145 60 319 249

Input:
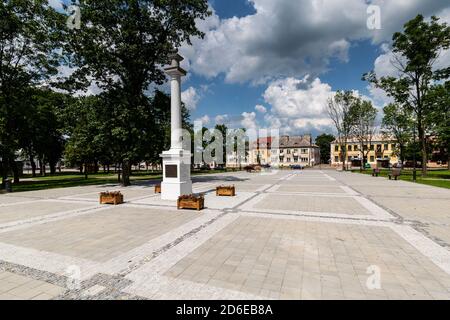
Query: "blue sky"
54 0 450 137
175 0 450 137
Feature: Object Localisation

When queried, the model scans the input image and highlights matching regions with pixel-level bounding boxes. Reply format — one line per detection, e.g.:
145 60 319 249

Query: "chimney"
303 134 312 145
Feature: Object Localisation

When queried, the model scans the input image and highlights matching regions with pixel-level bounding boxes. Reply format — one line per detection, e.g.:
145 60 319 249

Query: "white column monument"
160 53 193 200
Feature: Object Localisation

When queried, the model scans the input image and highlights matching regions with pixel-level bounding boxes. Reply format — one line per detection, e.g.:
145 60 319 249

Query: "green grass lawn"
351 168 450 189
7 169 233 193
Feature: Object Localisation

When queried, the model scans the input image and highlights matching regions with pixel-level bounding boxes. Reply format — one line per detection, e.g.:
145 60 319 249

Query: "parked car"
290 165 303 170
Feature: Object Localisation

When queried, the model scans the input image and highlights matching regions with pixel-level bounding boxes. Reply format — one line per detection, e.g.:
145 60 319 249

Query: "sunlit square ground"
1 169 450 300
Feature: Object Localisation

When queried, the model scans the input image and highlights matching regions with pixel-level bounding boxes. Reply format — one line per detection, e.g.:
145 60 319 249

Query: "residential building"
249 135 320 168
330 136 399 168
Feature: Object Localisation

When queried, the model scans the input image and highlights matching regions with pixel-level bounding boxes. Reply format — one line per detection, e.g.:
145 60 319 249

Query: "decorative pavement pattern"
1 170 450 300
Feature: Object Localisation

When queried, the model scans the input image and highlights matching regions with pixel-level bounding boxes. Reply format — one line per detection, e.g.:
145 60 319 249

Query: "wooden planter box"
100 192 124 205
155 185 162 194
177 195 205 211
216 185 236 197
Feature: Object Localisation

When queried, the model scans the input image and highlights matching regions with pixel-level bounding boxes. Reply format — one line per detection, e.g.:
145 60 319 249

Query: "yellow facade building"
330 136 399 168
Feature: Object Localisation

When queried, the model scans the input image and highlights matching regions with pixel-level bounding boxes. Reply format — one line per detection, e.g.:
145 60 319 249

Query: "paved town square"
1 169 450 300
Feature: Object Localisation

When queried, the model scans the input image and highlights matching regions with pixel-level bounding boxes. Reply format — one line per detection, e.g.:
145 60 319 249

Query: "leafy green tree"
327 91 358 170
315 134 335 164
364 15 450 176
426 82 450 169
350 98 378 171
381 103 414 164
64 0 209 186
0 0 65 186
63 95 107 179
21 88 67 178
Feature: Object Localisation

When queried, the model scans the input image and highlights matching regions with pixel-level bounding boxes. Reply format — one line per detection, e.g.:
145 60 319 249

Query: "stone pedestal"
160 53 193 201
160 149 192 201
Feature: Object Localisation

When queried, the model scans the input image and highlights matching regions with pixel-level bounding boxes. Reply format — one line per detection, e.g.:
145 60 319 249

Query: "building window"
348 156 352 162
294 157 299 162
384 144 389 150
354 145 358 151
335 156 339 163
370 156 375 162
348 145 352 151
364 145 368 151
287 150 291 154
335 146 339 152
370 145 374 151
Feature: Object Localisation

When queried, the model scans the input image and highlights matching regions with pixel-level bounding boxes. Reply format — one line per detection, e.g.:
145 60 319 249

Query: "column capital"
165 52 187 78
165 66 187 78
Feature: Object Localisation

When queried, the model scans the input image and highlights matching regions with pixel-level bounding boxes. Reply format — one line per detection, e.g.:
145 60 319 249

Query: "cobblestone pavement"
0 170 450 300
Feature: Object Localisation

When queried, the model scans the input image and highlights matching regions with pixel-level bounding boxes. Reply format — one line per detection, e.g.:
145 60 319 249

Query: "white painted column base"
160 149 193 201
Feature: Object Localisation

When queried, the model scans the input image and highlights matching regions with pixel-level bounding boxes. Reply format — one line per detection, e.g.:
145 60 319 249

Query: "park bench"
372 168 380 177
388 169 401 181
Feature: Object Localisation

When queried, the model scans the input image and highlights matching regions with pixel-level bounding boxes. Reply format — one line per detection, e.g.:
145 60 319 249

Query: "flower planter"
216 185 236 197
155 185 162 194
100 191 124 205
177 195 205 211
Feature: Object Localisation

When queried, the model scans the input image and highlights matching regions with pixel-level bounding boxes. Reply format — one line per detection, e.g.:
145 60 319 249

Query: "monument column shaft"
171 74 183 150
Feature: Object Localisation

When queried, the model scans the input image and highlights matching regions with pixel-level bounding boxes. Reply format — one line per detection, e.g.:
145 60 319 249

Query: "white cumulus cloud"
255 105 267 113
181 87 201 111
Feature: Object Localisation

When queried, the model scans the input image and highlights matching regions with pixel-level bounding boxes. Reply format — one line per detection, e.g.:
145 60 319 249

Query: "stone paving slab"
0 200 96 224
0 195 41 206
1 169 450 300
11 185 116 199
352 185 450 199
279 180 342 186
65 188 155 202
371 197 450 225
0 271 64 300
273 185 347 194
0 207 199 262
165 216 450 300
252 194 370 215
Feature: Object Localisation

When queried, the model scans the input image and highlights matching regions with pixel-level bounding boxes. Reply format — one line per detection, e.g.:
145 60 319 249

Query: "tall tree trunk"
399 144 405 165
418 123 427 177
360 143 364 172
340 146 346 171
84 162 88 180
30 155 36 178
49 161 56 175
1 160 8 189
447 143 450 171
10 159 19 184
121 160 131 186
42 162 46 177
